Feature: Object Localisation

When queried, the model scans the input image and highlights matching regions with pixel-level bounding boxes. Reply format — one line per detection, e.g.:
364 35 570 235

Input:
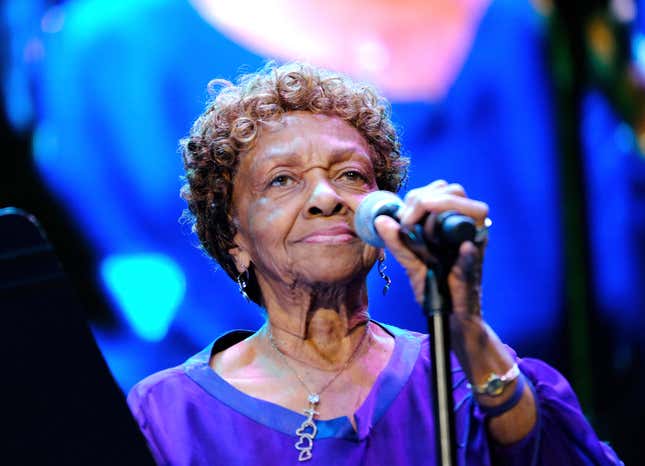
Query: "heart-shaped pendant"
295 432 314 462
294 402 318 462
297 448 313 462
296 421 317 438
295 435 313 451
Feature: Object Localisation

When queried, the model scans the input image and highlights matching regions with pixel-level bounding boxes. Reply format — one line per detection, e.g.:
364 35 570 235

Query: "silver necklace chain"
267 323 370 462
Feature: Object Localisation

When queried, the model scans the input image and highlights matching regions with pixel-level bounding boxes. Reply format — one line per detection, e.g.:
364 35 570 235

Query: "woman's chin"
260 246 378 291
294 263 370 288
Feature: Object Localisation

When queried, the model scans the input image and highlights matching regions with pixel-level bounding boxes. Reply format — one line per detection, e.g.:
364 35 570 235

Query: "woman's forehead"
245 112 375 170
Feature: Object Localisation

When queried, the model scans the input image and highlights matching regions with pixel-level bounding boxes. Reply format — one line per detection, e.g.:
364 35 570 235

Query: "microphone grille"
354 191 403 248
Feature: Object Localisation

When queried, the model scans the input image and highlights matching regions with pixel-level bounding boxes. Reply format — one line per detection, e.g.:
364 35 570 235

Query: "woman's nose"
305 178 346 217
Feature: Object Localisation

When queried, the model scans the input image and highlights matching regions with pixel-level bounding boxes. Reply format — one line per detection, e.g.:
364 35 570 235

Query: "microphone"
354 190 484 249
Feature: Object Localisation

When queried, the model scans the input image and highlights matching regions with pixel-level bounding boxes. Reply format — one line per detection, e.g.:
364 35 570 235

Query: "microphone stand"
401 222 464 466
424 266 457 466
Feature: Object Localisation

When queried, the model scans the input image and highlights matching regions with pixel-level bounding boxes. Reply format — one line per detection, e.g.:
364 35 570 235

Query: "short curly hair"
180 62 409 305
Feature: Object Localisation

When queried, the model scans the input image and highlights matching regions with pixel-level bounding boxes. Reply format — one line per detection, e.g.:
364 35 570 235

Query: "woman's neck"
258 277 371 368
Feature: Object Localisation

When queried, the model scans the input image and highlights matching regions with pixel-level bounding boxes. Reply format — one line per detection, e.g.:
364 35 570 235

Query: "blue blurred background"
2 0 644 462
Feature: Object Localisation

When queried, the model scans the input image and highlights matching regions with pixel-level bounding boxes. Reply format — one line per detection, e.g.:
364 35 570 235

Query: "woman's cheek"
247 198 292 239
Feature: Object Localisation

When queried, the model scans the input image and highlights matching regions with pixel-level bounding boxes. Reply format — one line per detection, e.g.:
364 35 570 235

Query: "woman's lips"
299 226 357 244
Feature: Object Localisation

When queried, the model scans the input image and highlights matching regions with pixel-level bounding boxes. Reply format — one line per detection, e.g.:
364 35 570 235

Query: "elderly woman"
128 63 622 465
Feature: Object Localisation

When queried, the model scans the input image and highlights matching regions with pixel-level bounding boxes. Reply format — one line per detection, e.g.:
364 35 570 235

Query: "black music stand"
0 208 155 465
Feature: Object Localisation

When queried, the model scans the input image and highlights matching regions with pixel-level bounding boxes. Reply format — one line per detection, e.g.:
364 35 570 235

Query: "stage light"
191 0 491 100
100 253 186 341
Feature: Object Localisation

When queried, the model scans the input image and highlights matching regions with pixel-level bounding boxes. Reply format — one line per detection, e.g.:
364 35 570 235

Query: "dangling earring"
237 268 250 302
378 253 391 295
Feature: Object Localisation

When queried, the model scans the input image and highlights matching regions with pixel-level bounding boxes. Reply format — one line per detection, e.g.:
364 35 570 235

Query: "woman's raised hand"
373 179 489 319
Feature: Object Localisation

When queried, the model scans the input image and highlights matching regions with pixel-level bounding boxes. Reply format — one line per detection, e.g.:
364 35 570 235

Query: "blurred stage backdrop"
2 0 644 462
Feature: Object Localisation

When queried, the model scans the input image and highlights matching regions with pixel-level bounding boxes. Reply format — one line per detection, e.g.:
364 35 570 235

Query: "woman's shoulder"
127 330 255 410
127 361 208 419
126 339 216 409
128 365 187 402
373 321 427 342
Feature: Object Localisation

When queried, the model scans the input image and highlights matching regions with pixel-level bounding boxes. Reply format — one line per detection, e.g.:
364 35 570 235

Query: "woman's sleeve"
127 382 167 466
486 357 623 466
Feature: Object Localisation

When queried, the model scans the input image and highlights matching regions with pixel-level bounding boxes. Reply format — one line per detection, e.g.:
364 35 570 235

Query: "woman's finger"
403 182 466 204
399 194 489 229
374 215 428 303
443 183 467 197
374 216 424 266
403 180 450 205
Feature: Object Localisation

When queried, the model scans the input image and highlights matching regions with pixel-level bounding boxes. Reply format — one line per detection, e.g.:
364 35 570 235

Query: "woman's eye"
340 170 367 182
269 174 293 187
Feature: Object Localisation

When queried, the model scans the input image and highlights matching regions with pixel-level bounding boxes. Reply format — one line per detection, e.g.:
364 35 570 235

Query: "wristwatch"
467 363 520 397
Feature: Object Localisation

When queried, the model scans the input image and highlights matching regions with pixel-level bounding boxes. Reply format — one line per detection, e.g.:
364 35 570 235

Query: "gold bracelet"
467 362 520 397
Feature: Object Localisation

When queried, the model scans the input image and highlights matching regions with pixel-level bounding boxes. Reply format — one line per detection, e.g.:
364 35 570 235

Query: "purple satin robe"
128 323 623 465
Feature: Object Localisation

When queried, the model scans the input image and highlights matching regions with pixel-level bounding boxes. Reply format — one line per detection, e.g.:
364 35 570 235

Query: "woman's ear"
228 234 251 274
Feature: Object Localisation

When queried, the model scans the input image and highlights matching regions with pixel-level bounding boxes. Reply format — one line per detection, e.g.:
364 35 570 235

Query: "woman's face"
230 111 380 291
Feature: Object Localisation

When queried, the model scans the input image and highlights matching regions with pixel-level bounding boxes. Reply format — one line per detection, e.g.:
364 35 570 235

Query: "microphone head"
354 191 403 248
436 211 477 246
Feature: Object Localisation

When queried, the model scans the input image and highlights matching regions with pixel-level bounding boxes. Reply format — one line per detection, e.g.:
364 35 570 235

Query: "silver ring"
474 217 492 243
